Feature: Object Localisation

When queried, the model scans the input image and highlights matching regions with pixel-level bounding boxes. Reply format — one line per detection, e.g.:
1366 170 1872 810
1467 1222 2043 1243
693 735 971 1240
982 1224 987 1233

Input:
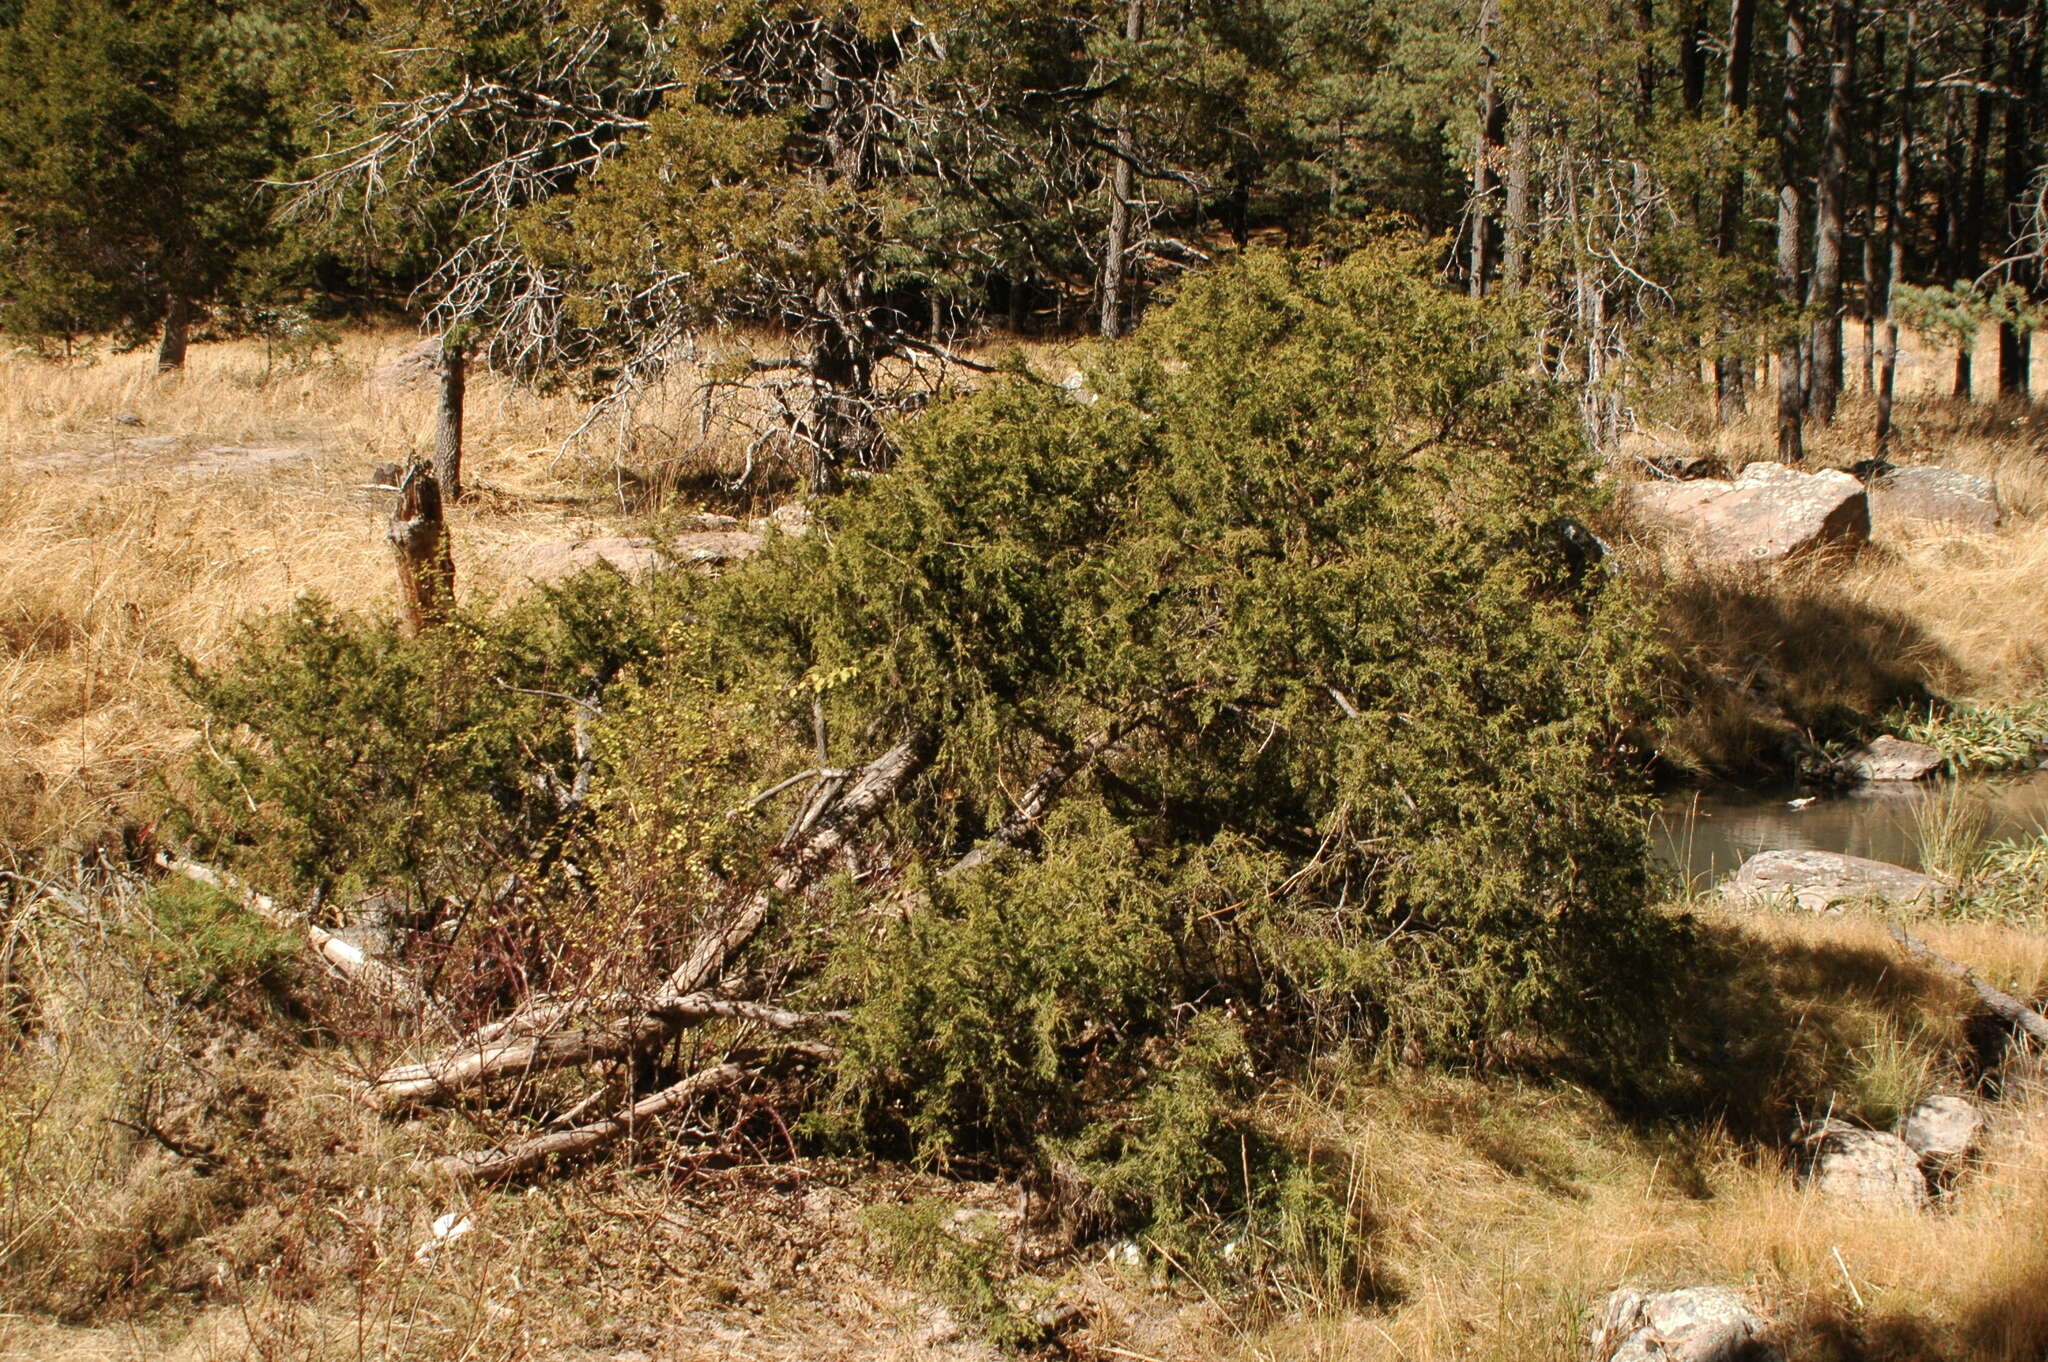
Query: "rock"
1806 1122 1929 1210
501 530 764 584
365 338 443 393
678 511 743 532
1898 1094 1985 1163
1031 1302 1086 1337
1720 849 1950 912
671 527 766 563
1837 735 1946 782
1868 466 2001 533
1590 1285 1777 1362
1641 452 1723 481
502 536 662 583
766 502 811 536
1629 462 1868 566
113 411 143 427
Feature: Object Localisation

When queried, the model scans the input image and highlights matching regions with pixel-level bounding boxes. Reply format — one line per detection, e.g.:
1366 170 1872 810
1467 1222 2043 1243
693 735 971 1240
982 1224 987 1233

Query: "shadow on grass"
1648 560 1948 783
1775 1246 2048 1362
1641 914 1975 1147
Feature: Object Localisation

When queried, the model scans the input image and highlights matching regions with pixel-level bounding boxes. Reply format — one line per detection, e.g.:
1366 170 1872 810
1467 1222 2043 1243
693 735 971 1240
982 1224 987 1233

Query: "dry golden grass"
0 329 1095 853
1615 326 2048 777
9 891 2045 1362
1164 908 2048 1362
0 335 670 851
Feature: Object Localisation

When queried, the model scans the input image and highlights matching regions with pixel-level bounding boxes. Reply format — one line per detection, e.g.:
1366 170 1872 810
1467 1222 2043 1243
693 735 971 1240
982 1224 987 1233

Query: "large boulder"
365 337 443 394
1590 1286 1777 1362
1720 849 1950 912
1806 1122 1929 1210
1898 1095 1985 1165
1867 466 2000 533
1630 462 1868 566
1837 735 1946 782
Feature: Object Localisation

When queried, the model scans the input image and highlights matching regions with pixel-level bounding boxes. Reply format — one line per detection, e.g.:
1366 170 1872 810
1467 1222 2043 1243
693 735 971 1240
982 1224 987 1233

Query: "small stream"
1652 772 2048 891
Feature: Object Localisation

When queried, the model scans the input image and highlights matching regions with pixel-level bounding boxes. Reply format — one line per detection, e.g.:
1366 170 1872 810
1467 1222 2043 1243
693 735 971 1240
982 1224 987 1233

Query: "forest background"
6 0 2048 473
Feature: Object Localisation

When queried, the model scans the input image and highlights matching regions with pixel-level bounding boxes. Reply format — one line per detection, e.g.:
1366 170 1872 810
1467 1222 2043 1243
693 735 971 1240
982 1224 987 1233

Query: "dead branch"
941 714 1140 881
364 993 844 1110
1890 925 2048 1044
440 1042 833 1182
659 728 936 1000
105 1116 221 1171
162 856 423 1006
361 731 933 1109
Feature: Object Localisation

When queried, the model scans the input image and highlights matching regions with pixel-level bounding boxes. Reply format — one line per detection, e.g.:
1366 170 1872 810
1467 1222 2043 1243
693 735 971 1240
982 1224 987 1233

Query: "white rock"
1808 1123 1929 1210
1898 1095 1985 1163
1720 849 1950 912
1630 464 1868 566
413 1211 474 1260
1868 466 2001 532
1837 735 1945 782
1590 1285 1776 1362
365 337 444 394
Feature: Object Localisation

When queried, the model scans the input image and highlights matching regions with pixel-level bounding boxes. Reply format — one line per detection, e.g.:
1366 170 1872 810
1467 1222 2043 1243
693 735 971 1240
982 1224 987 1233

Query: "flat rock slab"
499 529 766 584
1868 466 2000 532
1838 734 1946 782
1898 1095 1985 1163
1630 462 1868 566
1590 1285 1777 1362
1720 849 1950 912
1807 1123 1929 1210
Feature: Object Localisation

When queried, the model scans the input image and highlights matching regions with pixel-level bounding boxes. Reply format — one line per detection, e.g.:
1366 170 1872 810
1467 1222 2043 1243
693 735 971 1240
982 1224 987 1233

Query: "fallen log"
658 728 936 1000
163 856 423 1005
941 714 1139 881
440 1042 833 1182
1890 925 2048 1045
365 993 844 1110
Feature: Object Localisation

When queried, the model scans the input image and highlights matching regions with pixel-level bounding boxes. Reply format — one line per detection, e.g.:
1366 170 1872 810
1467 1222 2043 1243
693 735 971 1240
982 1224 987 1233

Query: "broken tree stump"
389 462 455 635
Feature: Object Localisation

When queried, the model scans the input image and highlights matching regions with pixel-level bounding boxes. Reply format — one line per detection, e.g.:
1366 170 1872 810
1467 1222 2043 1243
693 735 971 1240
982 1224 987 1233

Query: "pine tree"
0 0 295 364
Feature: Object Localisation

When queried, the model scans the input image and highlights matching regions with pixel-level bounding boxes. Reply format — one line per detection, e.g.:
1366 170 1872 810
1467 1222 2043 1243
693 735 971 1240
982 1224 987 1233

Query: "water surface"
1653 772 2048 890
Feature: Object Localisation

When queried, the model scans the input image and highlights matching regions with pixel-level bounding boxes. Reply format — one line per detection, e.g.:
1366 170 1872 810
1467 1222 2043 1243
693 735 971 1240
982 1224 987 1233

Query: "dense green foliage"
0 0 309 352
178 243 1686 1266
133 877 297 1007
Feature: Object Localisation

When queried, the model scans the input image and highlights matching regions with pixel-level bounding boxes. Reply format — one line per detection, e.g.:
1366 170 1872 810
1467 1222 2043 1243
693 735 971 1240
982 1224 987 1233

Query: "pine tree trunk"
1636 0 1659 120
1098 0 1144 339
1503 111 1532 289
1680 0 1709 112
435 338 466 504
1876 10 1916 456
1469 0 1504 297
808 322 880 492
1998 0 2039 401
1776 0 1808 461
1716 0 1759 424
156 294 191 372
1807 0 1855 425
1956 32 1996 399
